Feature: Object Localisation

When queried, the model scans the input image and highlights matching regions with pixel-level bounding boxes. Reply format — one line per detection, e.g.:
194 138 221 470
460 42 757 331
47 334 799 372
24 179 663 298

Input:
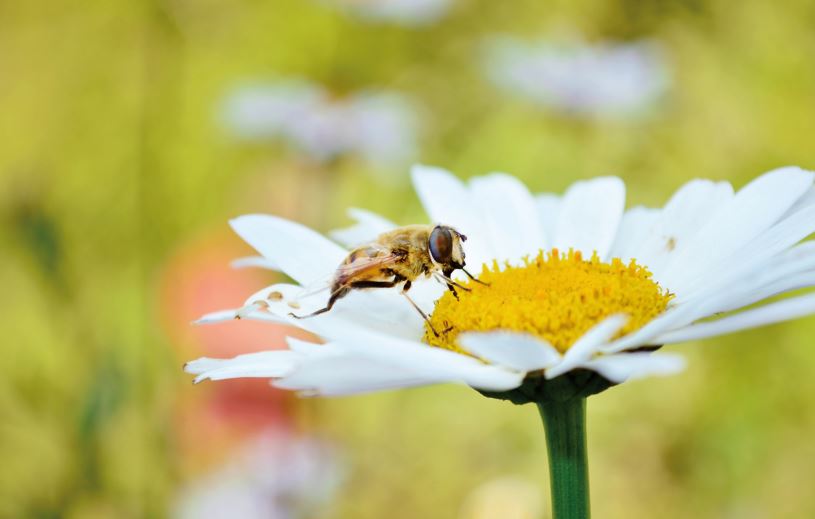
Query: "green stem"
537 398 590 519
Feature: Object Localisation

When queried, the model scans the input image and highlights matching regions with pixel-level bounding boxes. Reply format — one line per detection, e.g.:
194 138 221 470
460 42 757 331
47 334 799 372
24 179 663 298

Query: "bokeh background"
3 0 815 517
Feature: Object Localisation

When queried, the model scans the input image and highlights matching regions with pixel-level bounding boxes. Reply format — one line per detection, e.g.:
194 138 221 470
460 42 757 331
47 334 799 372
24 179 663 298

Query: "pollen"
425 249 673 354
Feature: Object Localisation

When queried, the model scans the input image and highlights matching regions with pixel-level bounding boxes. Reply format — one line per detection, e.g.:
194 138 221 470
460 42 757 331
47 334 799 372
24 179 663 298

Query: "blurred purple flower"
484 36 670 118
222 79 419 166
173 430 342 519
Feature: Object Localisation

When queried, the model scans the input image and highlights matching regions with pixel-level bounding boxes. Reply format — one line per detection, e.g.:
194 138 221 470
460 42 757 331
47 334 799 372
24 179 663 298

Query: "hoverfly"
290 224 486 336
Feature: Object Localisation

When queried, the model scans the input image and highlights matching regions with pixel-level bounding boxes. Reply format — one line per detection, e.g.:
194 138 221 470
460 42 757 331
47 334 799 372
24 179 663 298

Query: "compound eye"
429 226 453 264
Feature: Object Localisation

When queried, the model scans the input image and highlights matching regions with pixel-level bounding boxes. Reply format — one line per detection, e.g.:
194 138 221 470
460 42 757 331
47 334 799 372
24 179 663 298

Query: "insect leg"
435 272 472 292
448 283 459 301
433 273 469 300
291 275 405 319
348 279 401 289
460 266 489 286
433 274 460 300
401 288 440 337
289 286 349 319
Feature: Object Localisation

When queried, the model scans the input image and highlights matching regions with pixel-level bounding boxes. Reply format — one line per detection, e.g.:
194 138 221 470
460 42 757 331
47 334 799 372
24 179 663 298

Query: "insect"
289 224 486 336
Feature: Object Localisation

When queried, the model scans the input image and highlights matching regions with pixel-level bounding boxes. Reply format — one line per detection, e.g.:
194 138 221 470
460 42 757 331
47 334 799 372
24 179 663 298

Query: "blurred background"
2 0 815 517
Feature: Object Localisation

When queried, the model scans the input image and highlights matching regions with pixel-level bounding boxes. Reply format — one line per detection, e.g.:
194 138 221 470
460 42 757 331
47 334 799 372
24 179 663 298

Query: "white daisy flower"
222 80 418 167
186 165 815 402
484 36 669 118
320 0 453 26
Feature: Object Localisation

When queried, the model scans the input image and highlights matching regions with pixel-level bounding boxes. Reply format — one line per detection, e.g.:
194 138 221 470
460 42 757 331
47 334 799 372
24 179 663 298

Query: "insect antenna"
289 285 345 320
401 291 440 337
461 266 490 286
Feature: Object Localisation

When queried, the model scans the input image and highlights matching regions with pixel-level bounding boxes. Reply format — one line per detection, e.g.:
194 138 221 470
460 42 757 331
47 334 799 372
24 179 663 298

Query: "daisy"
186 163 815 397
221 79 418 167
484 35 669 118
186 164 815 517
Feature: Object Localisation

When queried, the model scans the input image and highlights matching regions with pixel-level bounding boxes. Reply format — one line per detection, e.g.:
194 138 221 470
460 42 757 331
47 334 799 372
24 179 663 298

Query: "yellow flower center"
425 249 673 354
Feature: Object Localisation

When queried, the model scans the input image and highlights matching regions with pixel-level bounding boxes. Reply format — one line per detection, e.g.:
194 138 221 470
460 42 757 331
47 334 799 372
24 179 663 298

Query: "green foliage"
1 0 815 517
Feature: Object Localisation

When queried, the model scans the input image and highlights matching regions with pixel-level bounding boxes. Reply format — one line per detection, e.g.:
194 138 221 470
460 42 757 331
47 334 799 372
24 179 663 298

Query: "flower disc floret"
425 249 673 353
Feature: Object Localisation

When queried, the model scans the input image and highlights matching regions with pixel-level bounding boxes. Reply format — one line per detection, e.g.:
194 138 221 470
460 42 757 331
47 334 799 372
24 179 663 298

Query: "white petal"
349 207 397 231
337 333 525 391
194 306 286 325
230 214 347 285
469 173 545 261
185 351 302 384
655 293 815 344
329 207 396 248
239 277 438 347
659 167 814 295
231 256 280 270
286 337 326 355
194 308 245 324
673 197 815 306
273 352 447 397
546 314 627 379
608 206 660 263
635 179 734 282
275 335 525 396
535 193 560 248
411 164 475 228
458 331 561 371
714 272 815 314
552 177 625 260
601 303 698 353
310 289 435 341
664 179 735 225
233 283 426 343
783 185 815 216
240 283 332 324
583 352 686 383
411 164 492 267
696 242 815 315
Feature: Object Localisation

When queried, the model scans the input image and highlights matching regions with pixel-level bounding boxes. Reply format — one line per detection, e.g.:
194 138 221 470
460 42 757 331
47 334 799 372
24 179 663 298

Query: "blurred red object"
160 229 317 468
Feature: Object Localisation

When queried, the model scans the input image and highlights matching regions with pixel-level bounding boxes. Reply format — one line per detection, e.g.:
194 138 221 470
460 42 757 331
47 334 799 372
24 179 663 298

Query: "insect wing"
292 276 333 300
335 246 402 285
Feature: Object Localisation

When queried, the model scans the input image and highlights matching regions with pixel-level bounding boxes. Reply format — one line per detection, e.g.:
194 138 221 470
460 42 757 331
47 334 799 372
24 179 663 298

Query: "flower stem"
537 397 590 519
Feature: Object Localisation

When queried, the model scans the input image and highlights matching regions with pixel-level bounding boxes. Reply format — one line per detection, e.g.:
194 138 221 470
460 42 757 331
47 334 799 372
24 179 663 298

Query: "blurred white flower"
321 0 453 26
484 36 670 118
173 431 341 519
222 80 418 166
